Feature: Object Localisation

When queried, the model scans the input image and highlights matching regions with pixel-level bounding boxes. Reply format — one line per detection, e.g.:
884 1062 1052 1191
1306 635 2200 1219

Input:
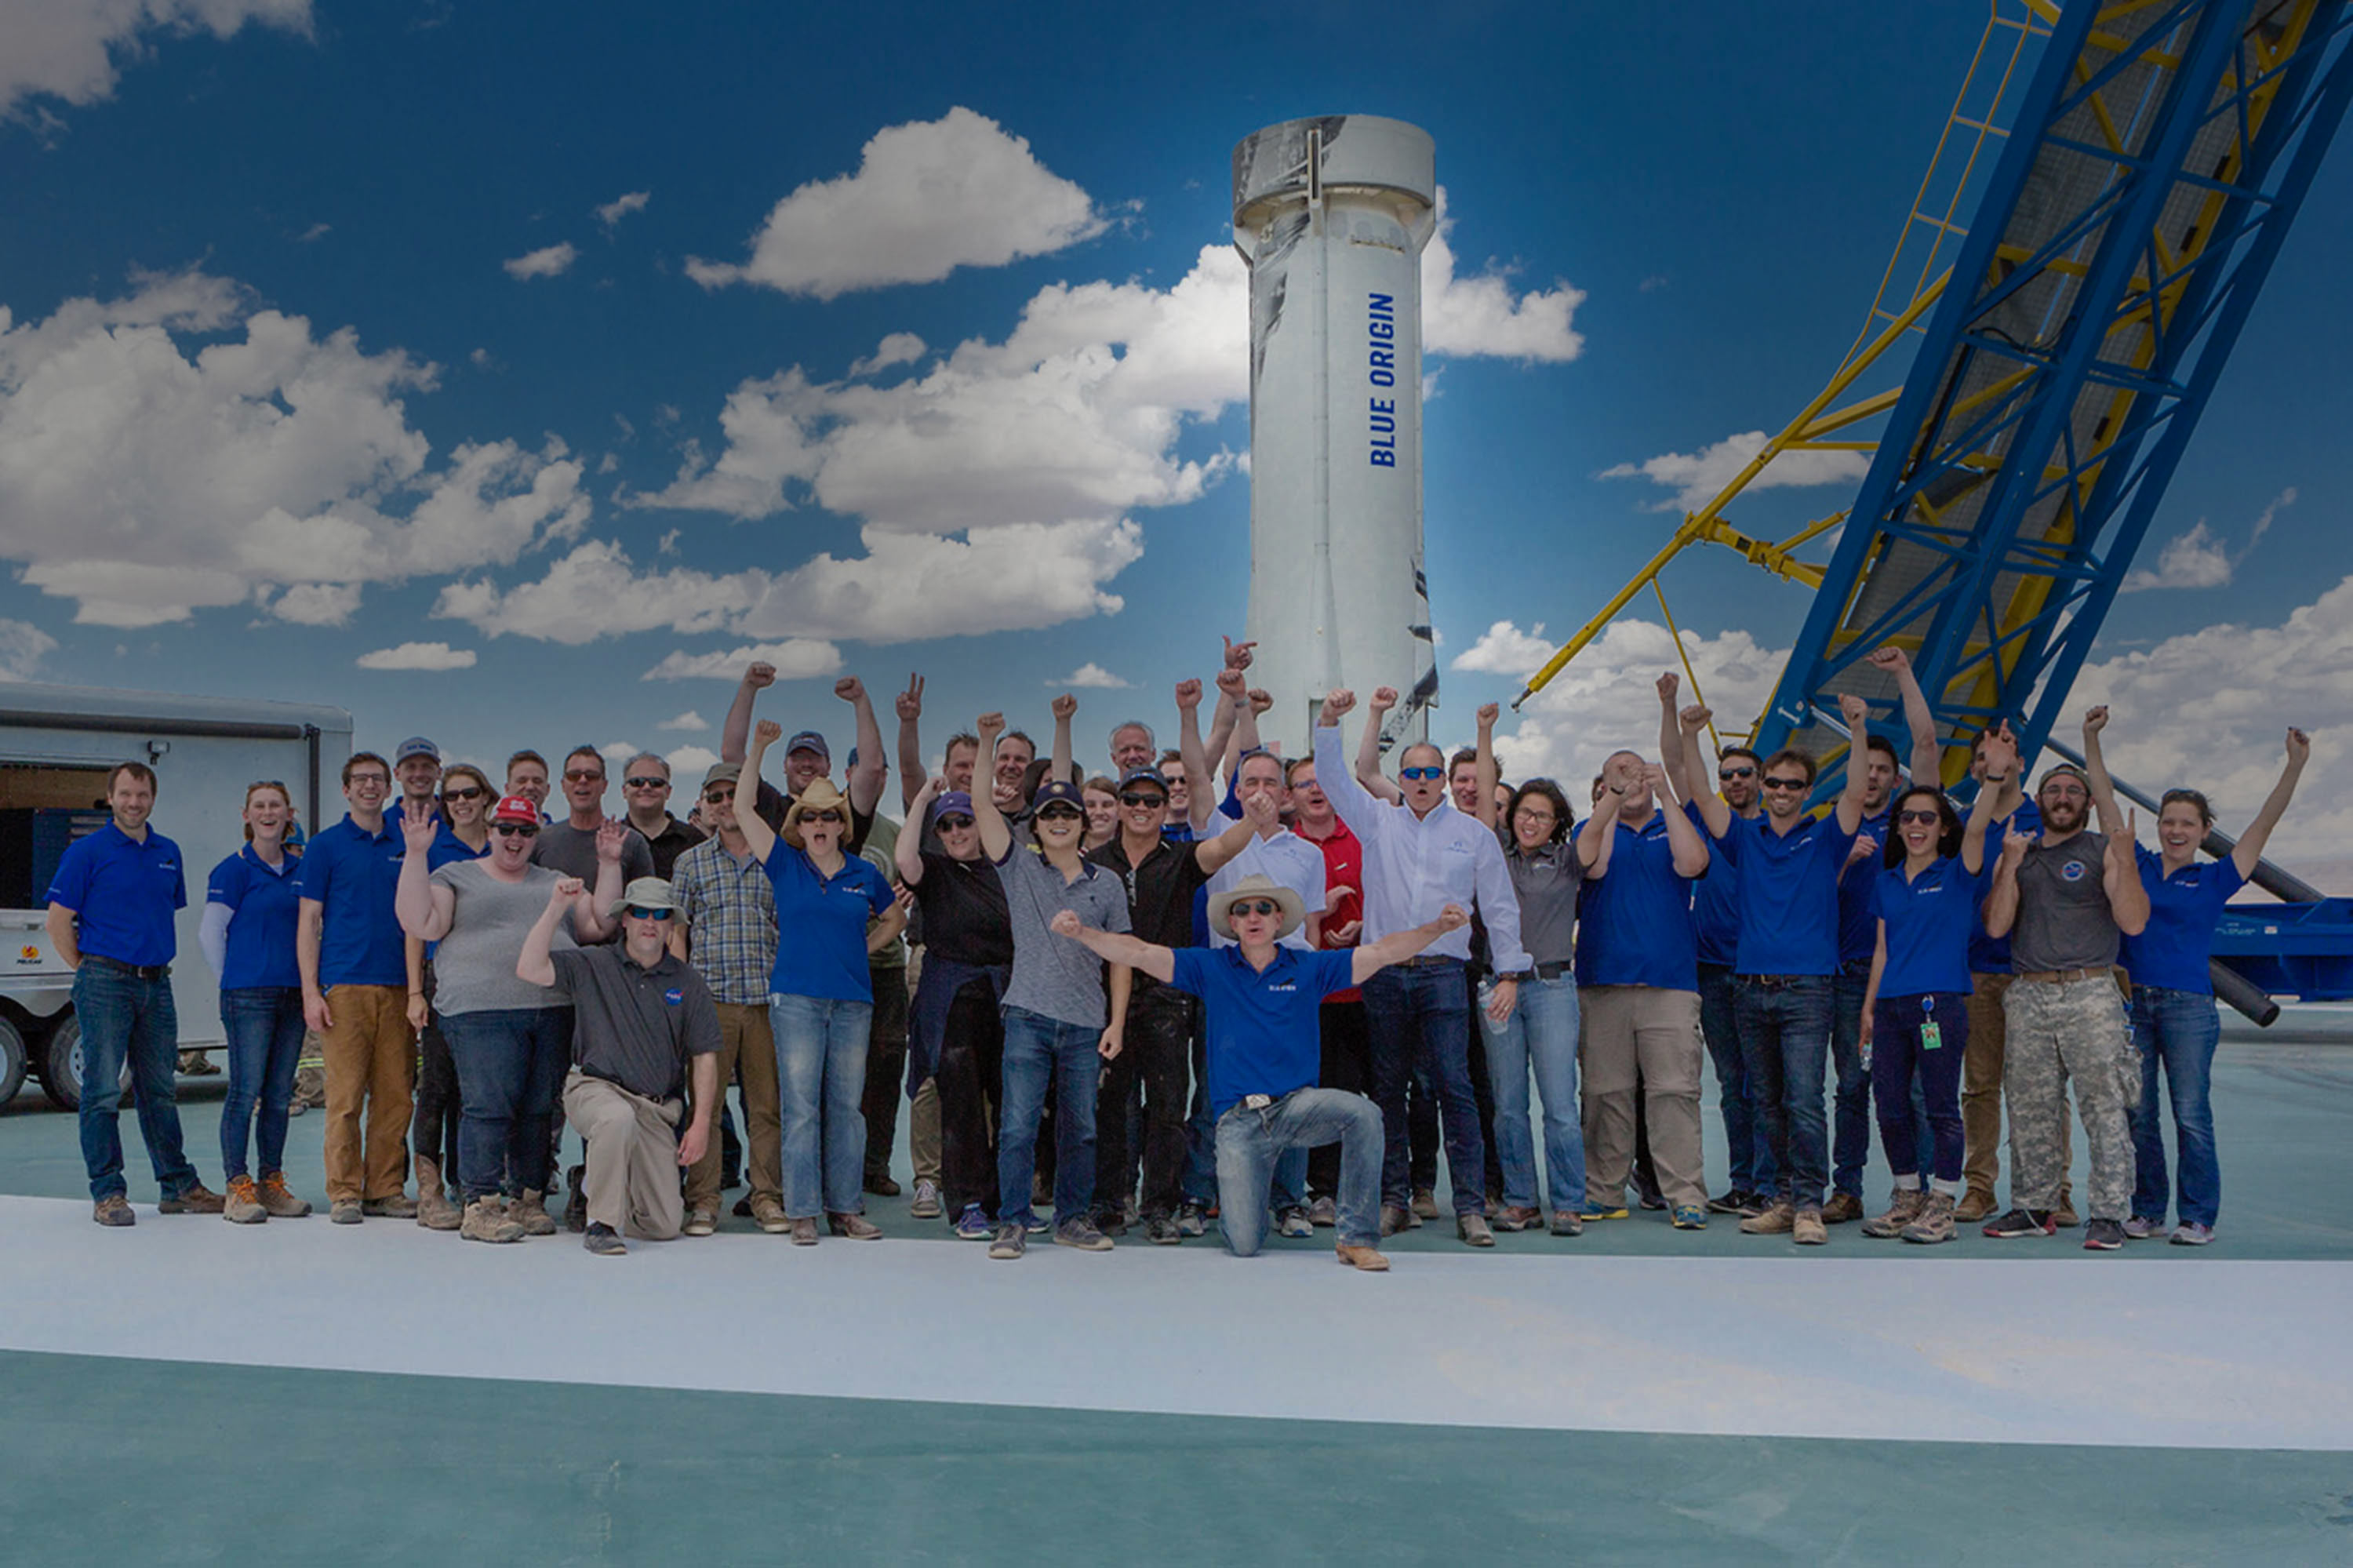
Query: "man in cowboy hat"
518 873 722 1256
1051 875 1472 1271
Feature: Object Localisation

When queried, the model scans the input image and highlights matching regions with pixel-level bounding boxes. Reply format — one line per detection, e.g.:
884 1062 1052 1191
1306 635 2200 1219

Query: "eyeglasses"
624 776 668 790
935 814 975 831
348 775 390 789
563 769 604 783
798 809 843 826
1399 766 1445 781
492 823 540 839
1229 899 1282 918
625 906 674 921
1516 807 1557 822
442 785 485 802
1897 809 1942 825
1718 766 1756 780
1762 777 1809 792
1118 791 1166 807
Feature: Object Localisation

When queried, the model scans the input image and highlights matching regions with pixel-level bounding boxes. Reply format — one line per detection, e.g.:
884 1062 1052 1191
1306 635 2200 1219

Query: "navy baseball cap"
1116 768 1169 797
395 736 441 764
930 790 976 821
1031 780 1086 815
785 730 830 763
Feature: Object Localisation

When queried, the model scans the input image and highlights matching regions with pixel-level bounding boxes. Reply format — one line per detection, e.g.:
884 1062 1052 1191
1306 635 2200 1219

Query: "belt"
1394 954 1464 970
1533 960 1572 981
1740 973 1823 989
2017 967 2108 985
83 954 171 982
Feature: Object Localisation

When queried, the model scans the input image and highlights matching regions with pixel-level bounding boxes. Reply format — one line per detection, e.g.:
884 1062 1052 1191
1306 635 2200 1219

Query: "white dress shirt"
1198 806 1327 951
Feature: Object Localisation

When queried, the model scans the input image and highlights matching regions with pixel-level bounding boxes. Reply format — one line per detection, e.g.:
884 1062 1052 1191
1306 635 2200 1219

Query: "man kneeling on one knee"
1051 874 1469 1271
518 875 719 1256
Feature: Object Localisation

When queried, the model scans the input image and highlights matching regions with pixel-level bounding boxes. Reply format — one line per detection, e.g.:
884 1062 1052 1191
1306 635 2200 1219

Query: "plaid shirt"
669 835 779 1005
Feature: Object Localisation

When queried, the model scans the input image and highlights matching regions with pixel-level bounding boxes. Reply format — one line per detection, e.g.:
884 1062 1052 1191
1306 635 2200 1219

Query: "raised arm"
720 660 776 765
1576 788 1617 877
517 877 584 988
1962 722 2017 875
1191 671 1242 830
1235 687 1270 769
735 721 783 864
1657 674 1690 804
570 818 627 944
972 712 1013 863
1982 821 2032 938
2080 705 2126 840
1312 690 1386 839
838 676 886 817
1653 759 1711 877
896 776 941 886
395 808 451 941
1680 704 1731 839
1866 645 1942 788
1835 692 1872 835
1474 703 1500 831
2231 726 2310 879
1193 788 1274 876
1354 686 1405 805
895 674 928 811
1353 904 1471 986
1047 908 1176 985
1049 691 1076 792
2105 808 2149 936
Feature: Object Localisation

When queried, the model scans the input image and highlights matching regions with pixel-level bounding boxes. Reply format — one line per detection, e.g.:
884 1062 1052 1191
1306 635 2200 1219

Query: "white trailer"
0 682 352 1108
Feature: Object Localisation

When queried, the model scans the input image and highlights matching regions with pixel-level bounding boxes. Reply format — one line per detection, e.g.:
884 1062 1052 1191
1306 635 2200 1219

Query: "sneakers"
864 1173 902 1198
987 1222 1027 1259
1094 1208 1130 1239
1410 1188 1440 1221
1670 1204 1707 1231
584 1221 626 1257
682 1209 718 1238
1173 1201 1209 1238
1820 1191 1865 1224
1307 1196 1338 1228
1144 1216 1182 1245
1953 1189 1998 1224
2122 1215 2165 1241
2082 1217 2126 1251
732 1195 755 1218
256 1173 312 1219
910 1179 943 1220
750 1196 791 1235
1983 1207 2057 1239
1740 1202 1795 1235
159 1182 227 1216
1548 1210 1584 1237
1791 1209 1827 1246
1900 1190 1957 1244
1054 1218 1115 1252
827 1211 882 1240
1705 1189 1747 1216
360 1193 418 1220
1578 1199 1630 1222
329 1199 362 1224
223 1176 267 1224
2170 1221 2214 1246
512 1190 558 1237
1635 1182 1668 1212
1457 1213 1495 1248
460 1197 524 1243
93 1194 136 1227
1493 1205 1544 1232
1860 1188 1926 1239
1335 1243 1391 1272
954 1204 994 1241
1023 1212 1053 1235
1276 1206 1313 1239
789 1217 819 1246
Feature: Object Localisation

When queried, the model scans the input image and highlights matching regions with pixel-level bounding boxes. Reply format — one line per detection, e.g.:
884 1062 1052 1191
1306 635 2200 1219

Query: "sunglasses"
798 809 844 826
625 906 674 921
1897 809 1942 825
1399 766 1445 781
1762 777 1809 791
442 785 486 802
935 814 975 831
702 788 735 805
1718 765 1756 780
493 823 540 839
563 769 604 783
1118 791 1167 807
1229 899 1282 918
1036 807 1084 823
624 776 668 790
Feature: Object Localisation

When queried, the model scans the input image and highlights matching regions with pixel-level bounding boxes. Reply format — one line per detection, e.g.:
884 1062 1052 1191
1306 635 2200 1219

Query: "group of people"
44 635 2307 1264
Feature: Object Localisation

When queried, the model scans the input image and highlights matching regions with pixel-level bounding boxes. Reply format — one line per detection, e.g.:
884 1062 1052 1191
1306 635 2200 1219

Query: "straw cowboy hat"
1213 872 1305 943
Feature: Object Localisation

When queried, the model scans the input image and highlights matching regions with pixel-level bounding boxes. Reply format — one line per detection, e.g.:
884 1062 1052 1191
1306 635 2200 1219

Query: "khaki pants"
1963 971 2071 1210
320 983 415 1204
684 1002 781 1213
564 1071 685 1239
910 1078 943 1185
1579 986 1706 1210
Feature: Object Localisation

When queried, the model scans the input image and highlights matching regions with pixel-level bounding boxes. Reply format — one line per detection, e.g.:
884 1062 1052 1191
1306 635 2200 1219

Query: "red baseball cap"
490 795 541 827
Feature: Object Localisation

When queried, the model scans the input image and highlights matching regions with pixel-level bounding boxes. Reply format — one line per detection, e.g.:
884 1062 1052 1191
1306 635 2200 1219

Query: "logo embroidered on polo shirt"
664 988 684 1005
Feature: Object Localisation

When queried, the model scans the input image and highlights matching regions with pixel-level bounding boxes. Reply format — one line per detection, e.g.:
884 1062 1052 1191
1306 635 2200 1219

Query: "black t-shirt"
912 848 1013 966
1087 835 1212 950
752 777 874 856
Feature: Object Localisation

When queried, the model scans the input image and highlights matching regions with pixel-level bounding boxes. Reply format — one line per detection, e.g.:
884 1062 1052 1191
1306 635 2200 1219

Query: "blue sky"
2 2 2347 860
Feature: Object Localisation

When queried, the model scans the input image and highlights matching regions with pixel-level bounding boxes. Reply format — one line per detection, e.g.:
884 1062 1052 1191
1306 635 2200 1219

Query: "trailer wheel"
38 1016 128 1113
0 1016 24 1108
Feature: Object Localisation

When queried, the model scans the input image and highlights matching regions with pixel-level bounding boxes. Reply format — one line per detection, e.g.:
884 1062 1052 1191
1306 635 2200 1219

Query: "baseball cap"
1031 780 1086 816
700 762 743 791
490 795 540 827
785 730 830 763
1115 767 1169 797
929 790 976 823
395 737 441 764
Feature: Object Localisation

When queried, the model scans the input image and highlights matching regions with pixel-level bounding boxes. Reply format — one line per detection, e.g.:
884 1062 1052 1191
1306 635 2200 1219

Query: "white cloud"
665 744 721 775
0 618 58 681
503 242 577 281
263 581 362 625
1449 620 1557 675
0 271 589 626
433 538 761 644
2122 488 2293 594
641 640 844 682
1422 187 1585 362
357 641 476 671
1600 428 1872 512
732 520 1142 642
849 332 926 378
686 107 1105 299
594 190 649 230
1049 663 1129 689
656 709 707 731
0 0 311 120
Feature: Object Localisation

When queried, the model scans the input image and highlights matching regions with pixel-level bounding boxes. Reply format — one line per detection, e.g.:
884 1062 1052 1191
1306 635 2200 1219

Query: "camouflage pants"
2001 976 2137 1221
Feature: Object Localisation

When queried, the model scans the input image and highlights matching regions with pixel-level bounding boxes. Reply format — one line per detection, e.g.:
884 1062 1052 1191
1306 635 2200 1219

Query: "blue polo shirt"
1715 809 1858 977
1573 813 1697 991
764 842 895 1003
295 814 409 988
1168 944 1356 1118
2120 846 2244 995
1686 803 1740 967
205 845 304 989
1837 805 1893 965
1870 855 1989 999
45 821 186 967
1968 800 2041 973
427 824 490 871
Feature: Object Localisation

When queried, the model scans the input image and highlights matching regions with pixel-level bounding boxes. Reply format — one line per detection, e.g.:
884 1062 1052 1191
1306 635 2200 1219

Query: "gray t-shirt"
2011 831 2119 973
994 844 1131 1029
530 820 655 930
1504 841 1584 969
550 946 720 1102
429 860 579 1017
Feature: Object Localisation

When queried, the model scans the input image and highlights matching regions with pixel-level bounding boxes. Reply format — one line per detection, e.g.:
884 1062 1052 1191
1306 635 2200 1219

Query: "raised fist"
1050 693 1078 722
1318 689 1356 728
834 675 866 704
1214 668 1246 700
1655 671 1678 703
742 661 777 690
1174 678 1203 711
1678 704 1711 736
1247 688 1273 715
1476 701 1499 729
1369 686 1398 713
2286 726 2311 766
1839 691 1870 729
551 876 584 904
1864 646 1911 674
2082 704 2110 737
976 711 1006 742
753 718 784 748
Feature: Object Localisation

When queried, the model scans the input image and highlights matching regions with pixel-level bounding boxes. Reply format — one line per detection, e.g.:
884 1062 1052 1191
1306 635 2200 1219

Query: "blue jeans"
1735 975 1833 1211
1831 962 1875 1198
1217 1089 1384 1253
439 1006 572 1202
1362 959 1485 1215
998 1005 1100 1228
2129 985 2221 1228
1478 972 1585 1213
1870 992 1967 1184
1698 962 1772 1195
73 962 198 1202
218 986 304 1180
772 992 875 1219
